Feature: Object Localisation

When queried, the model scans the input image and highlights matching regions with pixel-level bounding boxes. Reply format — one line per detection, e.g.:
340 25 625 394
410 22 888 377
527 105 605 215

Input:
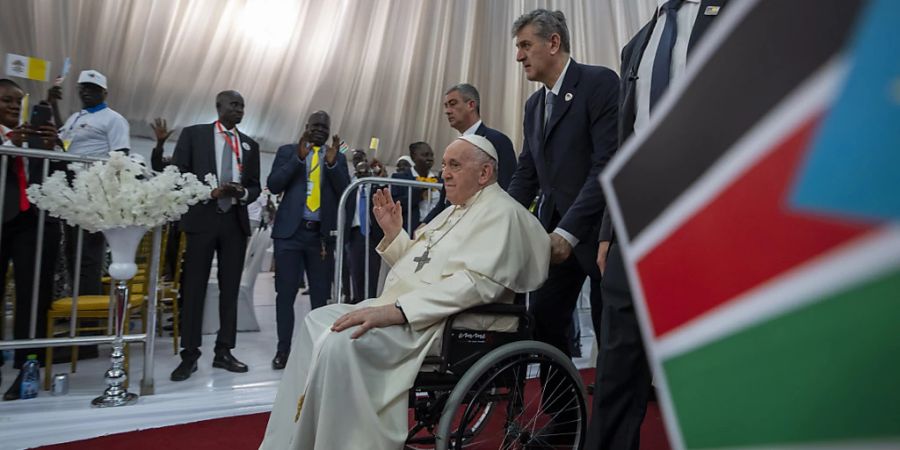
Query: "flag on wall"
600 0 899 448
5 53 52 82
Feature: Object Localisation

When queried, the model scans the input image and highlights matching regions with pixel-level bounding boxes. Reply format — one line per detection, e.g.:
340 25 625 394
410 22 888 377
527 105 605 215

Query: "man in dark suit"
0 78 63 399
590 1 727 448
390 142 442 234
267 111 350 370
507 9 618 362
443 83 517 190
170 90 261 381
506 10 619 444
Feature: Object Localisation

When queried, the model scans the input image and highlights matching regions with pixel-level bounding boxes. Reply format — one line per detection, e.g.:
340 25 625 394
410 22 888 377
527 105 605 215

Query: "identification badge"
242 142 250 151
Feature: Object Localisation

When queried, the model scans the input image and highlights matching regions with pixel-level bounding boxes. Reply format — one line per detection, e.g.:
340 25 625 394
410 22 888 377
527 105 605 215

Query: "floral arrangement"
27 152 215 232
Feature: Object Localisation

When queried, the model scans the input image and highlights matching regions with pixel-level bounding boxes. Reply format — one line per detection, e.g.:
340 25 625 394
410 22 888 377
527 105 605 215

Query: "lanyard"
215 121 243 173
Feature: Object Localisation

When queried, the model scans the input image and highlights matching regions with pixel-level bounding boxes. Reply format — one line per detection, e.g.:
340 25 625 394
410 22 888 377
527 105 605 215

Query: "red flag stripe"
636 116 874 338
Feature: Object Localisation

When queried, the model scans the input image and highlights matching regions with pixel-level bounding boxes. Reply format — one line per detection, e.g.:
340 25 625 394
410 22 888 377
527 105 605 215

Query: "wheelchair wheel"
407 389 497 449
435 341 587 449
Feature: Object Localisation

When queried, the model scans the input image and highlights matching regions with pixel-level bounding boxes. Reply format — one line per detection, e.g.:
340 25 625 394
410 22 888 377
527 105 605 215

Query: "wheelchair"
406 303 588 449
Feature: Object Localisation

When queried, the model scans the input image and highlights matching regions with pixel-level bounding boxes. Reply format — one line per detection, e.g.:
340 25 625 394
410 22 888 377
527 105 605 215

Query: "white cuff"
552 227 579 248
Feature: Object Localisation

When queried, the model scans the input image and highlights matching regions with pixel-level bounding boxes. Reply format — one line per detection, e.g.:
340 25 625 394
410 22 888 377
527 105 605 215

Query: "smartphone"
30 103 53 127
27 103 54 149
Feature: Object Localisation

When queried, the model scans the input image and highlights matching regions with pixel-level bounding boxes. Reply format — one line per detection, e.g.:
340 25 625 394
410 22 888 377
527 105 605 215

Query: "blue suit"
507 60 619 359
267 143 350 353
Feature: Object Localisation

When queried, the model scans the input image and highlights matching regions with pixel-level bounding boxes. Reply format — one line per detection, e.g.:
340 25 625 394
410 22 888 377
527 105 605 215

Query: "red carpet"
37 370 671 450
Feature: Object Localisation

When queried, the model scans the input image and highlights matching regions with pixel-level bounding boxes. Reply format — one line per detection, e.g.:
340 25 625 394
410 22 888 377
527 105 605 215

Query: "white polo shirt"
59 104 130 157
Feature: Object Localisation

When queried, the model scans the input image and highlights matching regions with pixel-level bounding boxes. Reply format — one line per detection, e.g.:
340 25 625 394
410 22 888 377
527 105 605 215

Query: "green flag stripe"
661 268 900 448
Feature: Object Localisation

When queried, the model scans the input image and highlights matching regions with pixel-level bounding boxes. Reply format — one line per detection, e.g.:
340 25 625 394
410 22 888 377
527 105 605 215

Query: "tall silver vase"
91 225 145 408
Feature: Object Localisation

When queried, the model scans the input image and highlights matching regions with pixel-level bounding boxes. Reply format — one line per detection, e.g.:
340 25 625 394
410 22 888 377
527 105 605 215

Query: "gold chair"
43 229 161 390
157 230 186 354
43 293 144 390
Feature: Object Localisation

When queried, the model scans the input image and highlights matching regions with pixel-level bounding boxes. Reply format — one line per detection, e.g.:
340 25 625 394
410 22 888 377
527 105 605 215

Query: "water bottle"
19 354 40 400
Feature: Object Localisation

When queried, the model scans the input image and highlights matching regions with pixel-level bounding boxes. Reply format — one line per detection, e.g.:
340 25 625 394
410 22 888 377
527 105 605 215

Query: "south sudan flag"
600 0 900 448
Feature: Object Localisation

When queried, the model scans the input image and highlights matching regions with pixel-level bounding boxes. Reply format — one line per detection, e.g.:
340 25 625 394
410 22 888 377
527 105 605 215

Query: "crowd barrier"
332 176 443 302
0 145 161 400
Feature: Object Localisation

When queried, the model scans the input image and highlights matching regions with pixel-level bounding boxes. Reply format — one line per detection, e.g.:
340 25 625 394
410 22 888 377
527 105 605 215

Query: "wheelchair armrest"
429 302 533 374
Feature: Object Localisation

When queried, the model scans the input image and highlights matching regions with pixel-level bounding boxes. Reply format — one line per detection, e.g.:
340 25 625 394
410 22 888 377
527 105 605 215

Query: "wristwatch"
394 300 408 324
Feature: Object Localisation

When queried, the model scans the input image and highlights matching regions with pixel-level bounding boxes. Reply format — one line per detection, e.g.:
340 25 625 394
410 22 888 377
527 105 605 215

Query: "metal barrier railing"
0 145 160 398
332 177 443 302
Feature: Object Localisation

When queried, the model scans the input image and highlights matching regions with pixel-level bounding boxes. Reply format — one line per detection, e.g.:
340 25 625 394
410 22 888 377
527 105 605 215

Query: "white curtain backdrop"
1 0 655 165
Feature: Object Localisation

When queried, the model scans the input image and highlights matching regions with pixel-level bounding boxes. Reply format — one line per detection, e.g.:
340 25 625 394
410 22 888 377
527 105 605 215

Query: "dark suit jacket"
391 170 443 233
268 144 350 240
475 123 516 190
507 60 620 247
172 123 261 236
3 154 45 223
3 143 69 223
600 0 727 241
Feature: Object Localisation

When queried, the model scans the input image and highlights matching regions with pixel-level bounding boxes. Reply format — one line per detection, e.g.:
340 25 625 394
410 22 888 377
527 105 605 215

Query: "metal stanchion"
91 278 138 407
141 226 162 395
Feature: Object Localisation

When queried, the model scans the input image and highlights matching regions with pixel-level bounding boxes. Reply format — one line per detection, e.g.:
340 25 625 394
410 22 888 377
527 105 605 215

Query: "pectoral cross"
413 249 431 272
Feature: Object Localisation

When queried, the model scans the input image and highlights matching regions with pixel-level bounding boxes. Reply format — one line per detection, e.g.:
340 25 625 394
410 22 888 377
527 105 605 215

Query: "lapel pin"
704 6 720 16
242 142 251 151
565 92 573 102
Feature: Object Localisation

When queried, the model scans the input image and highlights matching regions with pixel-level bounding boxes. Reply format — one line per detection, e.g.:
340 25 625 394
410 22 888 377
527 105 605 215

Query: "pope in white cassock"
259 135 551 449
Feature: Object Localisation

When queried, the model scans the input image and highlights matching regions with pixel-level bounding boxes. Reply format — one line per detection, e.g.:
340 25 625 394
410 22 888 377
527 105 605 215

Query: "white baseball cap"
77 70 108 89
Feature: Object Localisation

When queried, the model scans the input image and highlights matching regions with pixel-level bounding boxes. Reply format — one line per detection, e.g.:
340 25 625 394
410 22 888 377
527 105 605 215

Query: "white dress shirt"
634 0 701 136
212 123 248 202
461 119 482 136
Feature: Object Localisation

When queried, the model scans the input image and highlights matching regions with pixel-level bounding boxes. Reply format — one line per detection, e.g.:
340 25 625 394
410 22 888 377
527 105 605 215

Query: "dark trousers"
273 225 334 353
163 220 181 279
179 210 247 362
584 243 653 450
64 224 105 295
347 228 380 303
0 210 61 368
529 242 603 358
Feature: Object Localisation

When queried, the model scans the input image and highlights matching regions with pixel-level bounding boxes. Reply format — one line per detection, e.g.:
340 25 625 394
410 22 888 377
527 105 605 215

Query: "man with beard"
169 90 261 381
267 111 350 370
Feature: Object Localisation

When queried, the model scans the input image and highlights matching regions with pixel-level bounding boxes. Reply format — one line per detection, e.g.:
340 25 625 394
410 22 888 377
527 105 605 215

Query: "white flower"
27 152 214 232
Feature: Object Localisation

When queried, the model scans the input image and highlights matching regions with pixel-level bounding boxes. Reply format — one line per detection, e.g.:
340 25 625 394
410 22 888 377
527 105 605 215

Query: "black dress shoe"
170 360 197 381
272 352 288 370
3 373 23 401
213 350 249 373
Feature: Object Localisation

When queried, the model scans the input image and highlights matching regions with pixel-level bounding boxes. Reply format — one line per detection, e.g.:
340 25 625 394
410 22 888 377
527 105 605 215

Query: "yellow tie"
306 146 321 212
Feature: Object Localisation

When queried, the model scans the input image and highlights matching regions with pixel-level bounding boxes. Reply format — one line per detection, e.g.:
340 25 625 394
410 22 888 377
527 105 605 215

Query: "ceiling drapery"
1 0 655 164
